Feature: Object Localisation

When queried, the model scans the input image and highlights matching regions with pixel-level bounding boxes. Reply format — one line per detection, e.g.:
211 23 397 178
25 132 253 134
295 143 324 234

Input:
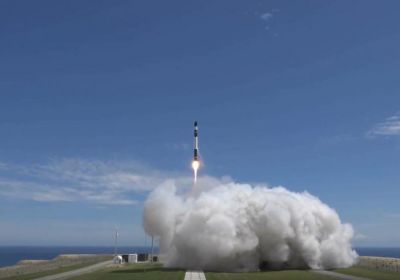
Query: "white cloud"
353 232 368 241
367 113 400 137
260 12 273 21
259 10 279 33
0 159 193 206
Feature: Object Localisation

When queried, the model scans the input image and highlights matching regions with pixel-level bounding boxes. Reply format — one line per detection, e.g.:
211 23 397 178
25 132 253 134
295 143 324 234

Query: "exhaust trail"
143 122 358 271
143 178 358 271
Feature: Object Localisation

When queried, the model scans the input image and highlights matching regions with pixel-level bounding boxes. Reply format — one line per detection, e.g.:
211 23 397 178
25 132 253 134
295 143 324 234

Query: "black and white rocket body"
194 121 199 161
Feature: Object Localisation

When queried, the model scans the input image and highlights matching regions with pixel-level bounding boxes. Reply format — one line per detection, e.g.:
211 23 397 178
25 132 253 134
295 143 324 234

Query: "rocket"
192 121 200 183
193 121 199 161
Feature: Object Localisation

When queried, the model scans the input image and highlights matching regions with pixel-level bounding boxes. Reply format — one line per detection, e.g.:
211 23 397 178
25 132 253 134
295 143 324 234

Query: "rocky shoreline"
358 256 400 273
0 254 112 279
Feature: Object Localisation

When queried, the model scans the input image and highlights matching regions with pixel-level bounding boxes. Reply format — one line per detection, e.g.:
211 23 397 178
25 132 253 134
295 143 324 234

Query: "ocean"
0 246 399 268
354 247 400 259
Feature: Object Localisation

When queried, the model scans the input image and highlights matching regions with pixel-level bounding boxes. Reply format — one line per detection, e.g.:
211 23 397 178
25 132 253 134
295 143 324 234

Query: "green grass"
335 266 400 280
1 260 110 280
8 261 400 280
206 270 335 280
68 263 185 280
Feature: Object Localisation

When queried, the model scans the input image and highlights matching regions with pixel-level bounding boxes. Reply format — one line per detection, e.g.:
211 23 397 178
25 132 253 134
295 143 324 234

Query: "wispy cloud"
367 113 400 137
260 12 273 21
0 159 192 206
353 232 368 241
259 9 279 32
382 212 400 219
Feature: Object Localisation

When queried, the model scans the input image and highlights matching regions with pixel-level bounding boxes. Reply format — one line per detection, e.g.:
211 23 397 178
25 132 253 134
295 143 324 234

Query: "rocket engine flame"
192 160 200 183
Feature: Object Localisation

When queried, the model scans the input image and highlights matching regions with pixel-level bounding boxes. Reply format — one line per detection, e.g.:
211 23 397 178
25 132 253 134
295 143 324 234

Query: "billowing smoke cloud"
143 177 357 271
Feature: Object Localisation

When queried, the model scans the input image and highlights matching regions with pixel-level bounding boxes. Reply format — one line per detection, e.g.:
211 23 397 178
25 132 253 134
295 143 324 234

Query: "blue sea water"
0 246 157 268
0 246 399 268
355 247 400 258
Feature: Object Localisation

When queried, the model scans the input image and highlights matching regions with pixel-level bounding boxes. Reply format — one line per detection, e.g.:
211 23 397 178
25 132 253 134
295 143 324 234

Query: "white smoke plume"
143 176 358 271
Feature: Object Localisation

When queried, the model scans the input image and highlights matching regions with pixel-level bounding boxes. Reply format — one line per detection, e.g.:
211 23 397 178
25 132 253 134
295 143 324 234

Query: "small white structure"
128 254 138 263
113 255 123 264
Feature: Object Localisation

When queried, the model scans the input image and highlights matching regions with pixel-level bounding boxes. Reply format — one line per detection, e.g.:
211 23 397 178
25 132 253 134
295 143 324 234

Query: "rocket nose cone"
194 121 198 126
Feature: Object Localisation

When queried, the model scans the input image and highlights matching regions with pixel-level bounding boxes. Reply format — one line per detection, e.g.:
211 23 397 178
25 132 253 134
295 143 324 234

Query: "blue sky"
1 0 400 247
